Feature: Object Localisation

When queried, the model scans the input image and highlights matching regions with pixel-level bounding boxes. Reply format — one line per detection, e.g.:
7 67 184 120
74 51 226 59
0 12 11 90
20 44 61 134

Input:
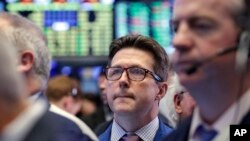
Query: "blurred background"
0 0 173 94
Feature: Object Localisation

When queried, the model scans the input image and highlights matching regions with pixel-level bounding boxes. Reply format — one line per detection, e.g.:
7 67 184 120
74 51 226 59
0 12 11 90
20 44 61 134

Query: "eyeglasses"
104 67 162 82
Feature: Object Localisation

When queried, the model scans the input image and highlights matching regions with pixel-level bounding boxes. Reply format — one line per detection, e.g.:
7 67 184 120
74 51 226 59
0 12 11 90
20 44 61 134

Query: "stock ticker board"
4 0 172 57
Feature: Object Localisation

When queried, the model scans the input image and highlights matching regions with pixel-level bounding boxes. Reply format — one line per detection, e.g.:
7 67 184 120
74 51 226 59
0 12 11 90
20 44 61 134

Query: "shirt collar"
189 88 250 141
111 117 159 141
111 120 127 141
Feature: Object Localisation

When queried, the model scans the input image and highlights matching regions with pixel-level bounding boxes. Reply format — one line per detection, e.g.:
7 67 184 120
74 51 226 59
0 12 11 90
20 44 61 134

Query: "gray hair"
159 72 185 128
0 30 24 102
0 12 51 87
225 0 247 29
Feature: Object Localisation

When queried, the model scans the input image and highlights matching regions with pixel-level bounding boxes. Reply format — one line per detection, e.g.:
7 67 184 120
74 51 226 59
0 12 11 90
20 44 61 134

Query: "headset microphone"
185 47 237 75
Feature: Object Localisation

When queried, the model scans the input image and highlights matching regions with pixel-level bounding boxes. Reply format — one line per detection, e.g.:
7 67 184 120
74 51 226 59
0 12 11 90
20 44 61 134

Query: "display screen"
115 0 172 51
50 61 104 94
0 2 4 11
3 0 173 93
6 0 113 56
5 0 172 56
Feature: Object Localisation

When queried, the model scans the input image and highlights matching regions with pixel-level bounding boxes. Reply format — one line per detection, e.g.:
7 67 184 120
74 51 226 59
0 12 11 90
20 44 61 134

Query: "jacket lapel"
98 123 112 141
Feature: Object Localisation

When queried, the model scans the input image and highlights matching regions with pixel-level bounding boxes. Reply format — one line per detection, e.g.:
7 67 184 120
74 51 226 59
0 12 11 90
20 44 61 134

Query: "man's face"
98 75 108 105
179 92 196 119
106 48 161 116
67 97 82 115
172 0 240 87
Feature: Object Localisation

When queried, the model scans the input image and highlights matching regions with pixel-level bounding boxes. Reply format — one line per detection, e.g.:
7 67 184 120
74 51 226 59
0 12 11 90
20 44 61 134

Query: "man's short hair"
108 34 169 81
46 76 82 102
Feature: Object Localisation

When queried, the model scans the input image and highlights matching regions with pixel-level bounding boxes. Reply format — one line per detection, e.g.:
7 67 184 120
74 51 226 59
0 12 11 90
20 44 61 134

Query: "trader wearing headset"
163 0 250 141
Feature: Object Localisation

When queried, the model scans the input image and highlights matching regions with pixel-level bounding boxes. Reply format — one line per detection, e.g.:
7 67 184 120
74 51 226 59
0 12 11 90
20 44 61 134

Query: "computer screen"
114 0 172 52
50 60 104 94
3 0 173 93
6 0 113 56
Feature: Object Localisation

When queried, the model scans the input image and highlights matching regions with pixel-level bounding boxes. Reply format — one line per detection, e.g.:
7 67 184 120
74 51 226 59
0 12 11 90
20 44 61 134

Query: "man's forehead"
174 0 241 10
173 0 237 19
174 0 234 4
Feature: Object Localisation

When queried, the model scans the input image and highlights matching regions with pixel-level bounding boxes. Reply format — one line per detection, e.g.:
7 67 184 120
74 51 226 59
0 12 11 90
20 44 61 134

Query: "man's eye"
113 69 122 74
189 19 217 35
129 68 144 75
109 69 121 76
192 23 215 32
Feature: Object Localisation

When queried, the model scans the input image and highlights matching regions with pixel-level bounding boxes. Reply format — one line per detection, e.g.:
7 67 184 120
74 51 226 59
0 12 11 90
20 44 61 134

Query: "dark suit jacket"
95 119 113 136
161 111 250 141
98 119 173 141
24 93 93 141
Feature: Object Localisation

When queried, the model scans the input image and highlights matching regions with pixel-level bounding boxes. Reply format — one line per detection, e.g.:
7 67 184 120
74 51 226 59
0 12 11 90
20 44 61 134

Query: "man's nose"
119 70 129 89
172 22 193 51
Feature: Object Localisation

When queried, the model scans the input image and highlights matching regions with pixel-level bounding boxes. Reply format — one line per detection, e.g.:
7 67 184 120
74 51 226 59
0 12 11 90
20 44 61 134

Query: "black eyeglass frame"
104 67 162 82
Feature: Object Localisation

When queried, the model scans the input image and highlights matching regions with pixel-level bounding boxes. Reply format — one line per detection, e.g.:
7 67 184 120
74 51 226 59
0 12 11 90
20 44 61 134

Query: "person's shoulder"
97 120 113 141
23 110 66 141
47 105 82 127
161 116 192 141
48 110 89 130
152 118 173 141
95 119 113 136
46 110 71 122
158 118 173 133
46 110 93 141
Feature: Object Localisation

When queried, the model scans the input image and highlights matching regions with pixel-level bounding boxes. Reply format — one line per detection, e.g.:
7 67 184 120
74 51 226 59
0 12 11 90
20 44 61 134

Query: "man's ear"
156 82 168 100
17 51 34 73
174 94 182 114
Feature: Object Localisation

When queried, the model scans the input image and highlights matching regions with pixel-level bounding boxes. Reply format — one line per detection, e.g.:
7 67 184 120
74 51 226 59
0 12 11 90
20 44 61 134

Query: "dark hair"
46 75 82 102
108 34 169 81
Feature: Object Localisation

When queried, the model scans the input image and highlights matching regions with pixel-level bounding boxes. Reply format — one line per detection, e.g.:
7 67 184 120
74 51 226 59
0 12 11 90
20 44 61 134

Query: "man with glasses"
98 34 173 141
